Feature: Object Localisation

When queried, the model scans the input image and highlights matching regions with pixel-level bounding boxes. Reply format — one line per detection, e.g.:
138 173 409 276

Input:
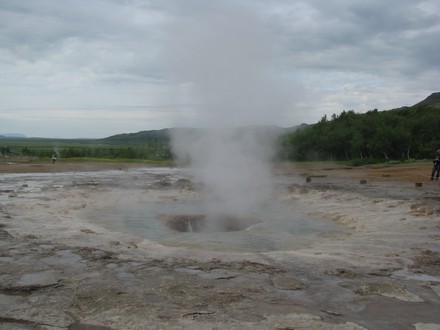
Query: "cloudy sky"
1 0 439 138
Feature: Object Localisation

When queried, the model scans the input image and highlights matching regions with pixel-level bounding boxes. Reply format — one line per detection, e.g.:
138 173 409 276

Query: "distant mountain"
413 92 440 106
0 133 27 138
99 125 307 144
99 128 171 144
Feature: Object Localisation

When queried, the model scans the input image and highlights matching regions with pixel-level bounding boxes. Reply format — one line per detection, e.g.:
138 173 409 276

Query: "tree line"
59 145 171 160
277 103 439 164
3 103 439 165
19 145 171 161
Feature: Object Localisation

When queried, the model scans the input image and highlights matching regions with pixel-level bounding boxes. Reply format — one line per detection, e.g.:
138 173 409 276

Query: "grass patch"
38 157 175 166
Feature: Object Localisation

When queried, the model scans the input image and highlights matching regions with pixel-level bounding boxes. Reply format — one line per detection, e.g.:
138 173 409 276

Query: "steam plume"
163 2 289 215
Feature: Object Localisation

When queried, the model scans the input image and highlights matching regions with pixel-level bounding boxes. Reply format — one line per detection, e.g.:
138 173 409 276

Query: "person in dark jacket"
52 151 58 165
431 149 440 180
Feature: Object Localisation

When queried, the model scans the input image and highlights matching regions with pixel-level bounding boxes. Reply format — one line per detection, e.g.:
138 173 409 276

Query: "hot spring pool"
84 168 343 252
0 167 343 253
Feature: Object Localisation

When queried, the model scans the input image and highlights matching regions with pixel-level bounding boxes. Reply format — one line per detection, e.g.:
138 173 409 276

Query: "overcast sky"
1 0 439 138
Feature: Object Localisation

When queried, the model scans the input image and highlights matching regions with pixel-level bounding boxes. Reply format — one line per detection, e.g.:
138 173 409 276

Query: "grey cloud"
0 0 438 138
264 0 440 78
0 0 166 83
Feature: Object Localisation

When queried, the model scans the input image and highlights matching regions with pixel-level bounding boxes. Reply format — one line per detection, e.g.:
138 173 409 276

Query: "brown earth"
0 157 436 183
0 158 155 173
275 161 436 184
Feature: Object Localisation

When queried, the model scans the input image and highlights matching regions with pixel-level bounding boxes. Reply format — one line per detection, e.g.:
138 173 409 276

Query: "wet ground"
0 161 439 329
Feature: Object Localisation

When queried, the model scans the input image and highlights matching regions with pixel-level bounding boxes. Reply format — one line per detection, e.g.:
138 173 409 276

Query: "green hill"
413 92 440 106
99 128 171 145
98 125 297 145
278 93 440 162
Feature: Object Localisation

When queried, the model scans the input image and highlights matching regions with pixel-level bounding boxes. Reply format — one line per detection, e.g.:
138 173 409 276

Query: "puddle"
393 269 440 283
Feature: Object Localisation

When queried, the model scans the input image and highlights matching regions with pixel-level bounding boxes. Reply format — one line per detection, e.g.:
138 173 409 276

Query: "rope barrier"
365 173 434 180
303 166 439 186
357 172 440 188
416 173 437 179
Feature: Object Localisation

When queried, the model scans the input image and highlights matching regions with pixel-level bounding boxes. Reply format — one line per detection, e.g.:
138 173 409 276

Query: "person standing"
431 149 440 180
52 151 57 165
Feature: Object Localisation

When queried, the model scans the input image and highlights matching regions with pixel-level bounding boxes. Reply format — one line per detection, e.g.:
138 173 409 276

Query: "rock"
68 322 114 329
411 250 440 276
272 274 305 290
153 180 172 188
0 229 13 240
356 281 424 302
413 323 440 330
325 268 357 278
175 178 193 189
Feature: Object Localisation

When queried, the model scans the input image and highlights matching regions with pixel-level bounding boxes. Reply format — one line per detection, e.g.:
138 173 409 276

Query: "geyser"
171 127 275 216
163 2 291 226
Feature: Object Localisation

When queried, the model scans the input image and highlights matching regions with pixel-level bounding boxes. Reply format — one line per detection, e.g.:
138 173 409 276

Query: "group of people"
431 149 440 180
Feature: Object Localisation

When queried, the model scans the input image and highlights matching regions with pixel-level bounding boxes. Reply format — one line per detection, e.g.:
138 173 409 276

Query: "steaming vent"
158 213 262 233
